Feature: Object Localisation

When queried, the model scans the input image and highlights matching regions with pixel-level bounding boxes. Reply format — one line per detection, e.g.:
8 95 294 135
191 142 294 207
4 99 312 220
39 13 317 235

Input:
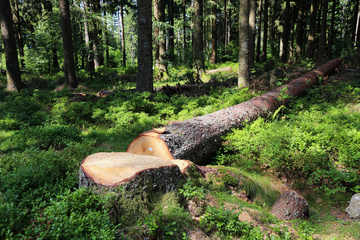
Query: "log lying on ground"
127 58 341 165
79 152 194 189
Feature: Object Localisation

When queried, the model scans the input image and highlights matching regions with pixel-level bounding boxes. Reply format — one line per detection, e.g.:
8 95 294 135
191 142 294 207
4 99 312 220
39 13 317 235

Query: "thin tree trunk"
194 0 204 72
59 0 77 88
120 5 126 67
256 0 262 62
238 0 250 88
353 0 360 44
262 0 268 62
248 0 256 68
83 0 94 72
137 0 153 92
92 0 102 69
0 0 24 92
317 0 328 63
183 0 187 61
13 0 25 68
224 0 227 47
296 0 305 60
281 0 291 62
328 0 336 58
168 0 175 62
211 4 217 64
307 0 318 59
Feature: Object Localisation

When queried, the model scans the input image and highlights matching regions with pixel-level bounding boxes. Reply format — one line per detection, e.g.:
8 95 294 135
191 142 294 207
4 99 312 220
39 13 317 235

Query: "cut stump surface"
79 152 192 188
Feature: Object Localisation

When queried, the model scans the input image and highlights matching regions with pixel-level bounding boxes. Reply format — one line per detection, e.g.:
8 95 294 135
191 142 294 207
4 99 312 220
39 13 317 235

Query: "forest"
1 0 360 239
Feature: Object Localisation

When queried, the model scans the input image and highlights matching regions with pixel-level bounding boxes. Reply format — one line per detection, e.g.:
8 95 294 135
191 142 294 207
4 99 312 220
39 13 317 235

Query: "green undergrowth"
1 64 360 239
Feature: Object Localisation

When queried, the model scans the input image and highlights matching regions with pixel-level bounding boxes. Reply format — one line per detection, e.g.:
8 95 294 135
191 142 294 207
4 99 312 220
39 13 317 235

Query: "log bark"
127 58 341 165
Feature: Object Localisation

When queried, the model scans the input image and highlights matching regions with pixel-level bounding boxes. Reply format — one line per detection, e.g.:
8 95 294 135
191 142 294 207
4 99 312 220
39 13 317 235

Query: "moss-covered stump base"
79 152 202 225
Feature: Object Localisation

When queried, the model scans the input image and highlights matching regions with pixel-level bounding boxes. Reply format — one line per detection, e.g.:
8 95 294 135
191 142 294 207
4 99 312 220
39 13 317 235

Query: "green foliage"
179 179 206 200
199 206 263 239
16 188 116 239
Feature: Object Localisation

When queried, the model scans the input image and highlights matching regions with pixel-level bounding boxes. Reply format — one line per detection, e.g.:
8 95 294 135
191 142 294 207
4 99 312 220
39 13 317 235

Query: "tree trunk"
83 0 94 73
248 0 256 68
224 0 228 47
168 0 175 62
281 0 291 62
128 58 341 165
307 0 318 59
353 0 360 45
256 0 262 62
120 5 126 67
194 0 204 72
238 0 250 88
296 0 305 60
328 0 336 58
92 0 102 69
136 0 153 92
317 0 328 63
0 0 24 92
262 0 268 62
154 0 167 74
210 4 217 64
59 0 78 88
13 0 25 68
183 0 187 62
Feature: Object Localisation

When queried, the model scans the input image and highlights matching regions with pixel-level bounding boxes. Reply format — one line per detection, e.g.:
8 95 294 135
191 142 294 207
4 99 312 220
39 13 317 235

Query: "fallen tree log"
127 58 341 165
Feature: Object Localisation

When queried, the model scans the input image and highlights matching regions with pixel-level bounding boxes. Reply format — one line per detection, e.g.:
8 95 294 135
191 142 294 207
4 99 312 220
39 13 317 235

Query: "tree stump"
79 152 193 189
270 190 309 220
127 58 341 165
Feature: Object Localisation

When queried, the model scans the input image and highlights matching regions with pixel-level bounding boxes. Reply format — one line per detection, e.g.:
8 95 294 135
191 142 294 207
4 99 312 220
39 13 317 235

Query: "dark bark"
59 0 78 88
136 0 153 92
210 4 217 64
83 0 94 72
262 0 268 62
296 0 305 60
270 191 309 220
317 0 328 63
256 0 262 62
238 0 250 88
353 0 360 44
92 0 103 69
194 0 204 71
120 5 126 67
328 0 336 58
167 0 175 62
0 0 24 92
13 0 25 68
307 0 318 59
224 0 228 47
281 0 291 62
248 0 256 68
183 0 187 61
128 58 341 165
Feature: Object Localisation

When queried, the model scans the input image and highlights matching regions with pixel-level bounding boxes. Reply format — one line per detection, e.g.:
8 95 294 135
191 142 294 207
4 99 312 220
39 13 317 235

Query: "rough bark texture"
270 191 309 220
59 0 78 88
0 0 24 92
154 0 166 73
128 58 341 165
238 0 250 88
136 0 153 92
296 0 305 60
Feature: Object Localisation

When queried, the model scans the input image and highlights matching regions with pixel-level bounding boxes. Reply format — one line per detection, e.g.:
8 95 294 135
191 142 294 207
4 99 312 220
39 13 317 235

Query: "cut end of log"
127 131 173 159
80 152 177 187
153 126 166 133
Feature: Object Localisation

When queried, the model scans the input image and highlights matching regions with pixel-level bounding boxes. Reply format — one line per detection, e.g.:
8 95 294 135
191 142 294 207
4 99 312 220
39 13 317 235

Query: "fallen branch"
127 58 341 165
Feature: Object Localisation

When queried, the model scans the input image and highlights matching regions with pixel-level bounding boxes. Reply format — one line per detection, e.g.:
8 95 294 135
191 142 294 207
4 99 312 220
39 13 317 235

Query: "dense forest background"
1 0 360 239
1 0 360 91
